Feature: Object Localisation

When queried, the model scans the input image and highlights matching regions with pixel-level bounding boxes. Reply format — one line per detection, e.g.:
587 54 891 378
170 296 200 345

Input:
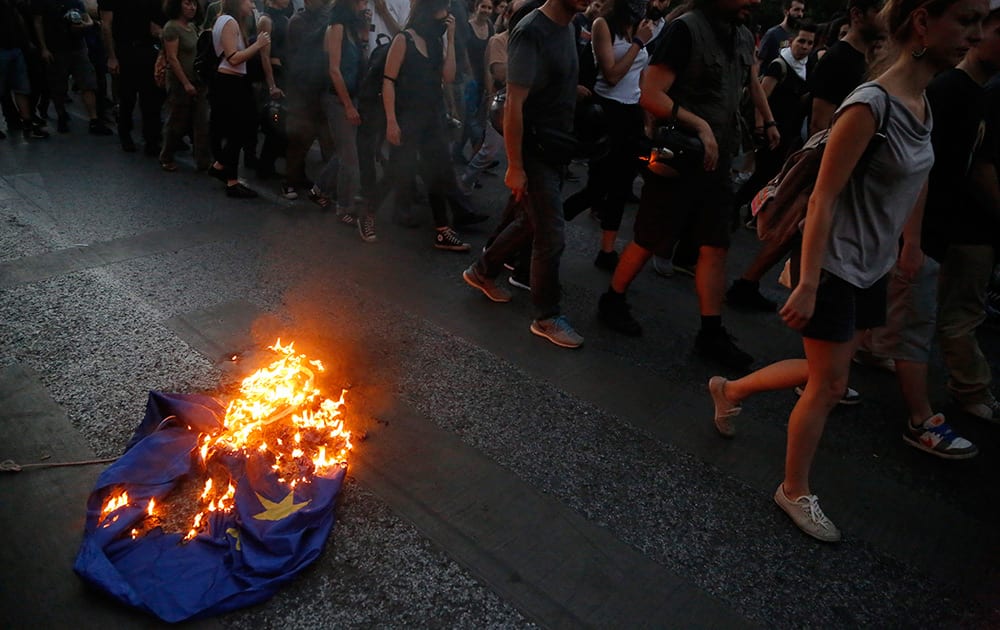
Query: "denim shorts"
0 48 31 96
799 269 889 343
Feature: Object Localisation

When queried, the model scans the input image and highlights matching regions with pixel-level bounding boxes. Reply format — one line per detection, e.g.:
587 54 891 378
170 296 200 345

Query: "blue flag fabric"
74 392 346 622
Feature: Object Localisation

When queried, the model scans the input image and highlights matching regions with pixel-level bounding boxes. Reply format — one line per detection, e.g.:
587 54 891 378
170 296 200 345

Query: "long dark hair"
405 0 450 61
330 0 365 33
605 0 636 39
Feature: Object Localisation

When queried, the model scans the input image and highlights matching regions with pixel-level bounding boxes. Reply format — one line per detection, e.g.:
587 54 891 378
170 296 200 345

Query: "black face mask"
415 16 448 38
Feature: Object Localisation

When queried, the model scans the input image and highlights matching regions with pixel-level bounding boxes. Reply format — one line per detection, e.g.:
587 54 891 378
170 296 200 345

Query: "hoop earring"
911 46 927 59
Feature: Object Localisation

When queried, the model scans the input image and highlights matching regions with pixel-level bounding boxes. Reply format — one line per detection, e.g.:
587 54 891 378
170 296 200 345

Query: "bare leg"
724 358 809 403
895 359 934 427
599 229 617 253
82 90 98 119
783 332 863 498
696 245 727 316
610 241 653 293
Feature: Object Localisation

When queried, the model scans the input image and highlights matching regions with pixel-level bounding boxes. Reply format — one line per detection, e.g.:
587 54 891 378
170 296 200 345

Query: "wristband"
763 120 777 129
632 37 646 49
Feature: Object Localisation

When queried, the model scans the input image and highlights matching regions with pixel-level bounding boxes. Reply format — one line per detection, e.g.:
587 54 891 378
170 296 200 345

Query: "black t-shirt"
809 39 866 108
32 0 86 52
649 19 692 74
464 20 492 84
507 9 578 134
763 57 809 138
0 0 29 49
98 0 162 48
923 68 1000 257
757 23 790 65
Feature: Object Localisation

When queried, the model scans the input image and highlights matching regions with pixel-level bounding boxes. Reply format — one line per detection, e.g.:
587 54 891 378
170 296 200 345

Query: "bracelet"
763 120 777 129
632 37 646 49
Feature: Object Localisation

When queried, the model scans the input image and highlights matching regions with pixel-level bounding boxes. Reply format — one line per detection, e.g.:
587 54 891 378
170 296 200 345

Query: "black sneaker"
726 279 777 312
594 250 619 272
434 227 471 251
57 116 69 133
695 326 753 370
0 128 5 140
226 182 259 198
120 136 137 152
23 124 50 140
598 291 642 336
89 119 113 136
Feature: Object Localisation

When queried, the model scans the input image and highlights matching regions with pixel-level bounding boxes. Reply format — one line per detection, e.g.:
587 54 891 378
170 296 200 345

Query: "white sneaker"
961 397 1000 424
652 256 674 278
774 485 841 543
708 376 740 438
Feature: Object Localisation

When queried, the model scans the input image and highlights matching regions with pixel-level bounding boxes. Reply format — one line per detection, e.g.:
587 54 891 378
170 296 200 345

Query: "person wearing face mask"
382 0 472 250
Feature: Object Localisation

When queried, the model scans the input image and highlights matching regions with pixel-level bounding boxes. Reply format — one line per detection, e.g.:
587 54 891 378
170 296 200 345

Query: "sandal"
160 162 178 172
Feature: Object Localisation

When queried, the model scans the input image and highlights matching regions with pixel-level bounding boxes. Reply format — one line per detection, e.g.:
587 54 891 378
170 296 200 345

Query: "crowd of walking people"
1 0 998 543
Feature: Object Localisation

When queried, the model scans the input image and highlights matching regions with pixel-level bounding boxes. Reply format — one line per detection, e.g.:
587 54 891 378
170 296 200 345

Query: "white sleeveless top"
213 14 247 75
593 34 647 105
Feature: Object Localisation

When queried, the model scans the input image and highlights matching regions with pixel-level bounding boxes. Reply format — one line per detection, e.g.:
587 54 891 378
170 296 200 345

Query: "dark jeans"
357 96 385 208
563 97 643 232
476 156 566 320
209 73 256 180
117 44 163 145
387 110 452 227
285 84 333 188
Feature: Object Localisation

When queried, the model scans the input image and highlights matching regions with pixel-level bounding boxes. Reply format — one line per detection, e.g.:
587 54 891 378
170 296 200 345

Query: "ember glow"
103 339 353 543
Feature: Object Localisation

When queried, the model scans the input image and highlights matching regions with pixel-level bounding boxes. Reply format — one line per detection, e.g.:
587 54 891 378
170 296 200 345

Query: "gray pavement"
1 112 999 628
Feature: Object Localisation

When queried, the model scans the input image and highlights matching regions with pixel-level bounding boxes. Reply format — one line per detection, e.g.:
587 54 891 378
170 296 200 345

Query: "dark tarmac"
1 109 999 629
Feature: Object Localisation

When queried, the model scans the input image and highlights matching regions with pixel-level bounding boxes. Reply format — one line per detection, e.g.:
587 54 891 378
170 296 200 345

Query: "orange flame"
119 340 351 542
177 339 351 542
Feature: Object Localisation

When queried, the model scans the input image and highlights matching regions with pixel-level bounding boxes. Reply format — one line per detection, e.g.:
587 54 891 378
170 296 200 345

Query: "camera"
645 147 676 177
64 8 84 24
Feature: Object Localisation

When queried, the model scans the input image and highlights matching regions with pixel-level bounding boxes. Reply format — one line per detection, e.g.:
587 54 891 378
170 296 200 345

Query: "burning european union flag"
74 342 352 622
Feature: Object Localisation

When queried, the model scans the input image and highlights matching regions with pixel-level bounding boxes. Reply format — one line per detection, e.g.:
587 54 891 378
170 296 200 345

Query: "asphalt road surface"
2 110 998 629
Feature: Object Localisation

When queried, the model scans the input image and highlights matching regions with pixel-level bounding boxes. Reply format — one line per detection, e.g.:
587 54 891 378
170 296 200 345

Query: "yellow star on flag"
226 527 242 550
253 490 310 521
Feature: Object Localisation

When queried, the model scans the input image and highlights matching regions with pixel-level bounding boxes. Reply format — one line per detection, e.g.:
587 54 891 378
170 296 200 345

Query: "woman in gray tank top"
704 0 991 543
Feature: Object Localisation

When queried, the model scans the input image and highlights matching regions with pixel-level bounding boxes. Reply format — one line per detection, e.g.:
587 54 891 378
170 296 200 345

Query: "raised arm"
219 18 269 68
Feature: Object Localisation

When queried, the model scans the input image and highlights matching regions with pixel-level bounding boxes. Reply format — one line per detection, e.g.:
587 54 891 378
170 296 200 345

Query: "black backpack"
357 33 393 109
193 30 221 84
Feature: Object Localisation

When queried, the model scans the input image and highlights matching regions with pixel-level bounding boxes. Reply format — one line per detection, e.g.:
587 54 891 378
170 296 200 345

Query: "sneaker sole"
462 270 511 303
508 276 530 291
435 244 471 252
902 434 978 460
529 322 583 349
